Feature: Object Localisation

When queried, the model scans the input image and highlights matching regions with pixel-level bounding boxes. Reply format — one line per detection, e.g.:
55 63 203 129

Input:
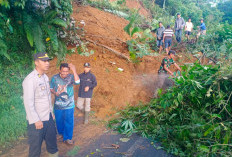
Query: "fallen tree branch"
85 34 126 43
85 38 131 62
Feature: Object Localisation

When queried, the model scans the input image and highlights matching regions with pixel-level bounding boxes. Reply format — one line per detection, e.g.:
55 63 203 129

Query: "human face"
188 19 191 22
159 23 163 27
170 54 175 59
201 20 203 23
35 60 50 73
84 67 91 73
60 67 70 79
177 14 181 18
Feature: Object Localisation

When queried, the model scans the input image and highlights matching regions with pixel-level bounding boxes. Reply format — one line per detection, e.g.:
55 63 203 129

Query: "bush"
0 0 73 147
111 63 232 156
0 0 72 60
187 22 232 61
0 54 32 146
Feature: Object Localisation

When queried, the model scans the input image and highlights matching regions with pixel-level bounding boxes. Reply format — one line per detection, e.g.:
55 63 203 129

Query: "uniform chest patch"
41 86 46 90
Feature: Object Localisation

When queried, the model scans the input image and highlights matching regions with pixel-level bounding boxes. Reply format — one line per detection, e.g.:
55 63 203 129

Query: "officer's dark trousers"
27 113 58 157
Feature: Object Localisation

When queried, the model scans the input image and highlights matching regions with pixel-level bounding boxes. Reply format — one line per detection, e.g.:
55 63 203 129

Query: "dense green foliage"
141 0 232 61
0 54 31 146
0 0 72 60
218 0 232 24
0 0 73 146
110 63 232 156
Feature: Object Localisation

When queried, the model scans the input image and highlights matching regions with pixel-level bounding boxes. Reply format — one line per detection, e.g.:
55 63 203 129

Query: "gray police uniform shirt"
22 69 53 124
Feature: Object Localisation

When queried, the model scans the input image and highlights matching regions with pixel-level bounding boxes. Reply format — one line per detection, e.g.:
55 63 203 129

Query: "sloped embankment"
48 5 196 119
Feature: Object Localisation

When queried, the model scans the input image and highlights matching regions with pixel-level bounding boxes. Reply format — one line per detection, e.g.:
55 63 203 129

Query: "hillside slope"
49 5 196 119
48 5 154 119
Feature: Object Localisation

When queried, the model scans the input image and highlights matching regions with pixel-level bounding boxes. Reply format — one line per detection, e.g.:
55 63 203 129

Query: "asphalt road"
75 131 173 157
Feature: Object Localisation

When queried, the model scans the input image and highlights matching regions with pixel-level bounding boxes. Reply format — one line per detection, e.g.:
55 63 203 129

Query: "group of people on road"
155 13 207 90
154 13 207 54
22 52 97 157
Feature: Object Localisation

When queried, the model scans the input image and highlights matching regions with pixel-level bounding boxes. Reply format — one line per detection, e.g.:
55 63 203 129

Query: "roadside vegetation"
0 0 73 146
106 0 232 156
110 62 232 156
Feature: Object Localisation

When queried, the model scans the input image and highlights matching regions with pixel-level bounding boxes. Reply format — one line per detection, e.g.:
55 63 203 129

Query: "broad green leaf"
124 22 132 36
50 18 67 28
204 126 214 136
131 27 140 37
223 130 231 144
119 138 130 142
211 114 221 119
169 114 177 121
177 93 183 102
199 145 210 153
23 14 34 47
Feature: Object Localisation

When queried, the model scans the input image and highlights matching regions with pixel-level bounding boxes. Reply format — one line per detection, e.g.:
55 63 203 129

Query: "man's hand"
55 91 61 97
35 121 43 129
68 63 76 73
85 86 89 92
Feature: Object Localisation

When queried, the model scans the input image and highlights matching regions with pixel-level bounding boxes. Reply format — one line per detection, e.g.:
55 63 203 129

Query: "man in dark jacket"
174 13 185 43
76 63 97 124
156 22 165 54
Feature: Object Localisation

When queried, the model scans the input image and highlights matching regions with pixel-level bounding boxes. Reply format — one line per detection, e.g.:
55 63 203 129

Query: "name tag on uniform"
87 79 92 82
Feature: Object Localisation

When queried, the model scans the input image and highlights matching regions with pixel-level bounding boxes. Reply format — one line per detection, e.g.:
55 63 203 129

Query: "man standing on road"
197 19 206 38
163 25 174 54
185 18 194 42
174 13 185 43
154 50 181 98
22 52 58 157
76 63 97 124
50 63 80 145
156 22 165 54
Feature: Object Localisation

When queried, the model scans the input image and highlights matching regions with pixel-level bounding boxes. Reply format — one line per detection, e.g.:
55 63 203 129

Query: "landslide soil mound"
110 0 151 18
47 5 196 120
47 5 154 120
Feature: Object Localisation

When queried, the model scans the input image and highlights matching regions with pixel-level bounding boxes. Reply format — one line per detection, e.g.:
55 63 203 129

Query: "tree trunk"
163 0 166 10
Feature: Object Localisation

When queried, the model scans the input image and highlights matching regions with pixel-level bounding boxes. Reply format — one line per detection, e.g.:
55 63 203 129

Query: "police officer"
22 52 58 157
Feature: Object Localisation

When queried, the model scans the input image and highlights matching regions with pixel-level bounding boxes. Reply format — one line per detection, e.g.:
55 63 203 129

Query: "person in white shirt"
23 52 58 157
185 18 194 42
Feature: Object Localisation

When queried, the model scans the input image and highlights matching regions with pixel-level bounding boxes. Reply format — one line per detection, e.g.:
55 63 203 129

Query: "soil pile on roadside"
110 0 151 18
47 5 196 120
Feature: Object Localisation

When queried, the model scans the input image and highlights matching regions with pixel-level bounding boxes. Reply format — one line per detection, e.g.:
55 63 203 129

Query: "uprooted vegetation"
111 63 232 156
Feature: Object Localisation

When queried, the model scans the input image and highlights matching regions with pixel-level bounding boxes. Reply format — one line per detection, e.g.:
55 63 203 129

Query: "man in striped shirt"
163 25 174 54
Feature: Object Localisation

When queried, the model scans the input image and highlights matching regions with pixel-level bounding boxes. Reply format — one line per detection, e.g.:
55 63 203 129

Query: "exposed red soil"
110 0 151 18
